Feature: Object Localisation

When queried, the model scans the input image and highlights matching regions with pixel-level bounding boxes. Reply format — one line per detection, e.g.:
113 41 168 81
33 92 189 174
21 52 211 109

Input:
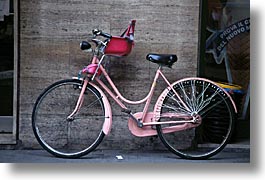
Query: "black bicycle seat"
146 53 177 68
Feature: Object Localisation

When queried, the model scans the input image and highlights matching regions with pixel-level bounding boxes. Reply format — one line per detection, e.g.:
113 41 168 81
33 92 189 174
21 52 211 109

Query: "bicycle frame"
71 55 203 137
95 59 190 120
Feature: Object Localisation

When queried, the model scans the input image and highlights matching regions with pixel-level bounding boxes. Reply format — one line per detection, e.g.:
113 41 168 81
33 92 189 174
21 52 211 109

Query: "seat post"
158 65 162 71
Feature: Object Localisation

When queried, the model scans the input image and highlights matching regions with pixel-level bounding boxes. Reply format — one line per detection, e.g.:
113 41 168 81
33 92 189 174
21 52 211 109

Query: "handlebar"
79 29 112 54
92 29 112 39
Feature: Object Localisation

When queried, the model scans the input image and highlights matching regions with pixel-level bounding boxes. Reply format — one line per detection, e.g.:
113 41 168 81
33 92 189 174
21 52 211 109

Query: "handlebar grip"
92 29 101 35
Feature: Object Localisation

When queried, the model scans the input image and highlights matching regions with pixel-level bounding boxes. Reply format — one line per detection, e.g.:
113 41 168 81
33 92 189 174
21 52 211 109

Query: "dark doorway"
0 0 17 144
198 0 250 140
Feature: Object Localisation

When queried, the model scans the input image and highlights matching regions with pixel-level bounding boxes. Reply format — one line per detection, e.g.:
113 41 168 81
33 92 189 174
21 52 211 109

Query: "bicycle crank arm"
122 108 143 128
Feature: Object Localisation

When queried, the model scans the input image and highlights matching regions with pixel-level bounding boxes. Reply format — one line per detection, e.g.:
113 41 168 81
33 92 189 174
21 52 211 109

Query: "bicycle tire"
156 78 235 160
32 79 105 158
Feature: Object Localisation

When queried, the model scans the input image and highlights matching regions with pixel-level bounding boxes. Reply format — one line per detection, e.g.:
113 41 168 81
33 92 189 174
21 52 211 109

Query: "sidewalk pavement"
0 141 250 163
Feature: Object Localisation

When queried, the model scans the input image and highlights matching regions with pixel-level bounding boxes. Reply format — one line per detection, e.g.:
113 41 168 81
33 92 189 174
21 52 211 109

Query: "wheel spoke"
196 88 221 113
179 82 193 112
163 91 191 114
200 96 229 118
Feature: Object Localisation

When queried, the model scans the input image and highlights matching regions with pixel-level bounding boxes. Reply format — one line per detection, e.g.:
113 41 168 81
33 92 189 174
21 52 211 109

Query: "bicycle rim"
32 79 105 158
156 78 235 160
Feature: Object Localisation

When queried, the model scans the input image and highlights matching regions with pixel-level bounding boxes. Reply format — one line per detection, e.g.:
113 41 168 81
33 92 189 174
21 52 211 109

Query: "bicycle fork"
66 79 88 121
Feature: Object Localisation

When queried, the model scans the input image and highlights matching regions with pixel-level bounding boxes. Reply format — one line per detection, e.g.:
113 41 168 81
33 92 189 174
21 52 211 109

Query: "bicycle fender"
89 82 113 135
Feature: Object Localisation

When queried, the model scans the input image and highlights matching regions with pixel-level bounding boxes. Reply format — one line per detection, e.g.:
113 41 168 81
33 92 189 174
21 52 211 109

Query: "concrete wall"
19 0 200 150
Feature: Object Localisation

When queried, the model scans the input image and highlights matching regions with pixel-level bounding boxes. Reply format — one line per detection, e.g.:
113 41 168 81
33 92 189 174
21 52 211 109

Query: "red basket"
104 20 136 57
104 36 133 56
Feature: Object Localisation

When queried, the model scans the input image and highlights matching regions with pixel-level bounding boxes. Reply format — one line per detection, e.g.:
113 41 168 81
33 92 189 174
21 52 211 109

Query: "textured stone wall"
19 0 199 150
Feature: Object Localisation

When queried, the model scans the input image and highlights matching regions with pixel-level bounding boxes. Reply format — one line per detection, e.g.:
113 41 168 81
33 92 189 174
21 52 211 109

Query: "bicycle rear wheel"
32 79 105 158
156 78 235 160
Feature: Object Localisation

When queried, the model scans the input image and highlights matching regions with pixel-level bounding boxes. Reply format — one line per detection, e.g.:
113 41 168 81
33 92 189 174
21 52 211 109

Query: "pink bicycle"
32 20 237 160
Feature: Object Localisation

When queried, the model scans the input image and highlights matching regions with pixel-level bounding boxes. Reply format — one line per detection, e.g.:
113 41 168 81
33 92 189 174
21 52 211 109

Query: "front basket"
104 36 134 57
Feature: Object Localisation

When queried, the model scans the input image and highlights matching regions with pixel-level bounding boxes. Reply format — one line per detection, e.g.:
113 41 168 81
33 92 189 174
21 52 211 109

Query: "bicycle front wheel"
156 78 235 160
32 79 105 158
